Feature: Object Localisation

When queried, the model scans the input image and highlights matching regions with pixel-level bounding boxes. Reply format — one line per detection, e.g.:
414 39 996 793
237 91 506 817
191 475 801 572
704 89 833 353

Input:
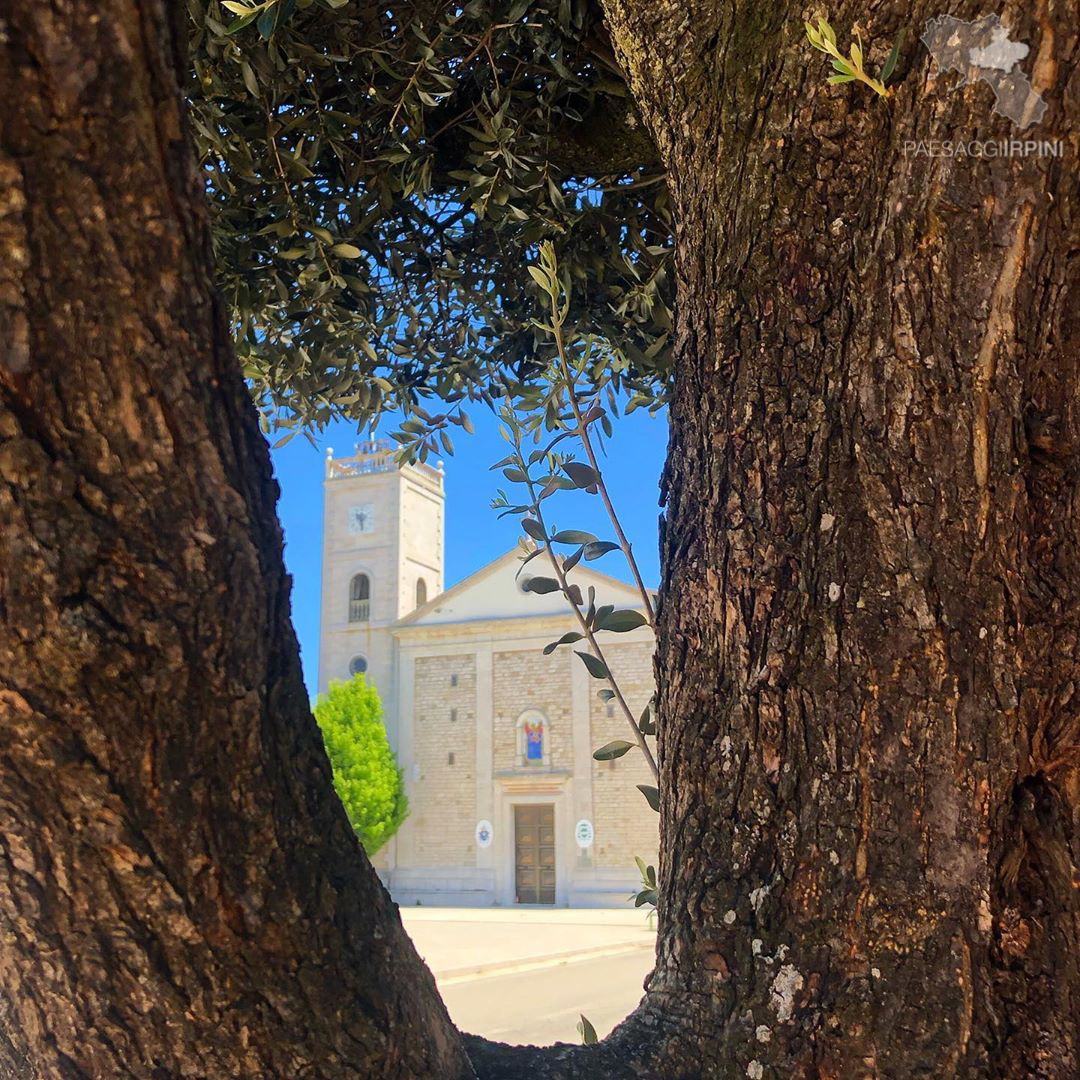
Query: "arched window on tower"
349 573 370 622
516 710 546 767
415 577 428 609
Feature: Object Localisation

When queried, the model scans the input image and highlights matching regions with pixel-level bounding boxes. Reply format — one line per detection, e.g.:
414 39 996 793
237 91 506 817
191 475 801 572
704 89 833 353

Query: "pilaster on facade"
570 652 595 872
474 644 494 871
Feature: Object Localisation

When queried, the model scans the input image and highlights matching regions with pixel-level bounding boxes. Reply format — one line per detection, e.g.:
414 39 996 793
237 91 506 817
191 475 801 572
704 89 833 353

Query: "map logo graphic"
921 15 1047 129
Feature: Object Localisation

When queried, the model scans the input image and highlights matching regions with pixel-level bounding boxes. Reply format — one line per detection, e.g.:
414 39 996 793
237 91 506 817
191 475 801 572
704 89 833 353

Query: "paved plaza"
399 907 656 1044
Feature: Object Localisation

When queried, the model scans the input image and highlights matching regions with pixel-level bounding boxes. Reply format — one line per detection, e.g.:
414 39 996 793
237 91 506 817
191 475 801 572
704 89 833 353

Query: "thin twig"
519 451 659 782
549 305 656 627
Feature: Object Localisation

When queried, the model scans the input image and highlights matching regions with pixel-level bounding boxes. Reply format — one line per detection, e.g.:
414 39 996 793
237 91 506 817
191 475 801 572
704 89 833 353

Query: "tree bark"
2 0 1079 1078
0 3 468 1076
599 0 1080 1075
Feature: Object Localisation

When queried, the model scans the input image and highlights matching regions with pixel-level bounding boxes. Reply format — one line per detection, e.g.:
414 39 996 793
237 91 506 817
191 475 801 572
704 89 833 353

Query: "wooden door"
514 804 555 904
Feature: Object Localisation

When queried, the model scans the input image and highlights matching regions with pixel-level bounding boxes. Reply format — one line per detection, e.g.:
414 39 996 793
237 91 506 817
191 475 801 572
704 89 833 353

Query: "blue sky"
269 405 669 696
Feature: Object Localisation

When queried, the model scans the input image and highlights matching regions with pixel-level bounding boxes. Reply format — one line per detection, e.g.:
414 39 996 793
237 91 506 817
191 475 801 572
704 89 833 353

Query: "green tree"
314 676 408 855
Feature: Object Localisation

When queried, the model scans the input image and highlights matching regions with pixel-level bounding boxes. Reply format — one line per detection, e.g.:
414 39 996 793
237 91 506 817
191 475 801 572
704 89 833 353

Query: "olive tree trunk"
0 3 468 1076
596 0 1079 1076
2 0 1078 1078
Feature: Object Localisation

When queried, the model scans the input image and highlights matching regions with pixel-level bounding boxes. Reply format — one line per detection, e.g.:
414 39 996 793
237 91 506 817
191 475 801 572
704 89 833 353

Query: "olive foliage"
188 0 672 454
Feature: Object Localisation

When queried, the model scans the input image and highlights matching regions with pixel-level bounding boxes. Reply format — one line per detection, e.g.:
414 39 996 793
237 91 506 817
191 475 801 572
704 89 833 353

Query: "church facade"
318 442 659 906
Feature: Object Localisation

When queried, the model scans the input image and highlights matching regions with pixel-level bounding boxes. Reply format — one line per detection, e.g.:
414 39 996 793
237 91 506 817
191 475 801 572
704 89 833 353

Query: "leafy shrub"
314 676 408 855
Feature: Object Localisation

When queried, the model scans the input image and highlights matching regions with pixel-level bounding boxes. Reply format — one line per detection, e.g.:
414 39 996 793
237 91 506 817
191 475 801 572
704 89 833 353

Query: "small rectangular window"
448 752 455 765
450 708 457 723
450 673 458 687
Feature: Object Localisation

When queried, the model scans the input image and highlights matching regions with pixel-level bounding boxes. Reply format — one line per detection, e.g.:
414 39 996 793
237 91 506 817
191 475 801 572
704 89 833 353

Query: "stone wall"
492 648 573 771
396 624 658 904
410 653 477 864
589 640 659 870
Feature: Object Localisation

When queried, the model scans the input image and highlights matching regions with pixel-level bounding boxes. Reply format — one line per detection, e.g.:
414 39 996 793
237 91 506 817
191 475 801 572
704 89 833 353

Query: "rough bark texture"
0 3 469 1076
597 0 1080 1076
2 0 1079 1077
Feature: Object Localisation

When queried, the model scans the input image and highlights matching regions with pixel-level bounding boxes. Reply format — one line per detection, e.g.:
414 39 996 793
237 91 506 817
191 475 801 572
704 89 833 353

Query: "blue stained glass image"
525 720 543 761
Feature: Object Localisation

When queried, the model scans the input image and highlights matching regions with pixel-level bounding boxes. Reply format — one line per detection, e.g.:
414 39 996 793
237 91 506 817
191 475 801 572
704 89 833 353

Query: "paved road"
438 948 654 1046
400 907 655 978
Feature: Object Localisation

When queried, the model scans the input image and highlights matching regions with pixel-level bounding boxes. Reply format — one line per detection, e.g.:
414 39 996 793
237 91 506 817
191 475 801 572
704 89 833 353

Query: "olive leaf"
638 704 656 736
522 576 560 594
578 1015 598 1045
543 632 584 655
583 540 619 560
562 545 584 572
637 784 660 812
881 29 904 83
521 518 546 541
593 740 635 760
597 609 648 633
564 462 600 489
576 651 609 679
551 529 597 545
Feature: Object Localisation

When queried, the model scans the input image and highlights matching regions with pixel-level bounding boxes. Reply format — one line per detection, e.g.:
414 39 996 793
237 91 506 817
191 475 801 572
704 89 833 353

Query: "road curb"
432 940 654 985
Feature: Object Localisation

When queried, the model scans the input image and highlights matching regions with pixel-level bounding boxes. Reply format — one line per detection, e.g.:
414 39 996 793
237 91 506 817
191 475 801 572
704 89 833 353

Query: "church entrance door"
514 804 555 904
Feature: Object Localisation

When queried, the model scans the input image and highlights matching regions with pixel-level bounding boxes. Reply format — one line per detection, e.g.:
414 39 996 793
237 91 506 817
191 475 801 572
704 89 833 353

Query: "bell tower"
317 440 444 726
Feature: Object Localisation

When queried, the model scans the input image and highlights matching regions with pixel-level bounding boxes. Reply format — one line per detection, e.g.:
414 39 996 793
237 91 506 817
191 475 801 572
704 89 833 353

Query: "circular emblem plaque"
475 820 494 849
574 819 595 849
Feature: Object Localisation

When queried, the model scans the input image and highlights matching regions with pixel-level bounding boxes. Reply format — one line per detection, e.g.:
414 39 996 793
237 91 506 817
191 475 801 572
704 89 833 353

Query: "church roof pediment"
392 546 648 630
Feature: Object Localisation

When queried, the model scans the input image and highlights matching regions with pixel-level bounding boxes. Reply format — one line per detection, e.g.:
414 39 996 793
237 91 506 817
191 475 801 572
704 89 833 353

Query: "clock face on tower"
347 503 375 535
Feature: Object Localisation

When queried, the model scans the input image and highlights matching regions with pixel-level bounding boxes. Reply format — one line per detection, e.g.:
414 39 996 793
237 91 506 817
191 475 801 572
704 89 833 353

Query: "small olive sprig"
805 16 903 99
